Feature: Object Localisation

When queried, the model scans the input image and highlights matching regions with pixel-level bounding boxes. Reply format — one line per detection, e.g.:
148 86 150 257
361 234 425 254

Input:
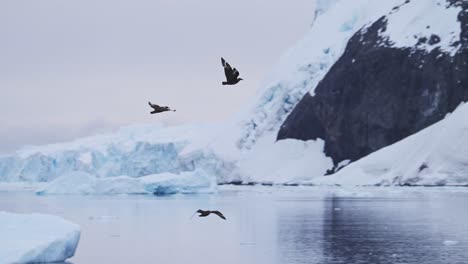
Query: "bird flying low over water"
148 101 176 114
192 209 227 220
221 57 243 85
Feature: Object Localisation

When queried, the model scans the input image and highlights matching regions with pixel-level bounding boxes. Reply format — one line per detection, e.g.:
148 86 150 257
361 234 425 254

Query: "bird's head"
196 209 203 213
238 78 244 82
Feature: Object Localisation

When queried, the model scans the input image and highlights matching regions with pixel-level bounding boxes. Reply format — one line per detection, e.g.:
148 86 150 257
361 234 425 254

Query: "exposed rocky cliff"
278 0 468 169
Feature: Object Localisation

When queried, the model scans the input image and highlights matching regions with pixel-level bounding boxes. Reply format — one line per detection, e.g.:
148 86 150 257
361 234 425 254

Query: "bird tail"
222 82 228 85
190 212 197 220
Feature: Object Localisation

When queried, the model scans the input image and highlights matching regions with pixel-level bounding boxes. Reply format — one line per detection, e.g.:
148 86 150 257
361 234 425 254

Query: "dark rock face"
278 1 468 167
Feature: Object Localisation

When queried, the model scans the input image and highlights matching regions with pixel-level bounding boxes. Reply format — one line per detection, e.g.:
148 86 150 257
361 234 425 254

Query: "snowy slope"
311 103 468 186
380 0 462 55
237 0 405 149
0 212 80 263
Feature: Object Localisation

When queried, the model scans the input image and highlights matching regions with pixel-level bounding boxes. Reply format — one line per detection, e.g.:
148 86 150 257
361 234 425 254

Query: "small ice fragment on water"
334 208 341 211
88 215 119 221
443 240 459 246
392 254 398 258
240 242 256 246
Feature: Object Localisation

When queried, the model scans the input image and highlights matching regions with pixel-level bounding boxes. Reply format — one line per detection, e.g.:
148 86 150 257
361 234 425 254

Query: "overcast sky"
0 0 315 154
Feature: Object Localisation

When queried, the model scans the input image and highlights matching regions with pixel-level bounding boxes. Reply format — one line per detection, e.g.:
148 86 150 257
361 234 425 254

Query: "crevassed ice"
237 0 403 149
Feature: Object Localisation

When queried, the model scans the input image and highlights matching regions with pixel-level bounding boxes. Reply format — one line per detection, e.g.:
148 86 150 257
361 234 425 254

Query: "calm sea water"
0 186 467 264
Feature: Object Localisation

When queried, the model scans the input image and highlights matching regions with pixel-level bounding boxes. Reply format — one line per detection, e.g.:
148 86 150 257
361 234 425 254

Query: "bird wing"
148 101 157 109
222 57 236 82
224 67 235 82
232 68 240 78
211 211 226 220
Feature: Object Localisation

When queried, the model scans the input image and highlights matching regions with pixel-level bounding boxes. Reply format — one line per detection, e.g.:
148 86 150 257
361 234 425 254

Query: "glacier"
237 0 405 150
36 170 216 195
0 0 467 190
0 212 80 263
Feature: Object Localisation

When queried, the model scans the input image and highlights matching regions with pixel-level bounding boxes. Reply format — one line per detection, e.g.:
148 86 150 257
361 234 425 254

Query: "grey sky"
0 0 315 154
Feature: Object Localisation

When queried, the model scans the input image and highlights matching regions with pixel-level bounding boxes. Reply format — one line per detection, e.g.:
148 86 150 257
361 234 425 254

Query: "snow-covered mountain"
0 0 467 190
279 0 468 166
311 102 468 187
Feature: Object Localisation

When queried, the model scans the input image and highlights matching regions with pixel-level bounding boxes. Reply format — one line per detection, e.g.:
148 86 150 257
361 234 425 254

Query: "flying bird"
221 57 243 85
148 101 176 114
192 209 227 220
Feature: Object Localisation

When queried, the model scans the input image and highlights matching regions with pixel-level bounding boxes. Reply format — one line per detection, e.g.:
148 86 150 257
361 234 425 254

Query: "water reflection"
1 188 468 264
277 195 468 264
277 199 325 263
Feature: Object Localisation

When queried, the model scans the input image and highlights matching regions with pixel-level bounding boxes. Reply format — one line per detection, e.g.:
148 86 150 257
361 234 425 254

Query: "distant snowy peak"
314 0 341 19
376 0 462 55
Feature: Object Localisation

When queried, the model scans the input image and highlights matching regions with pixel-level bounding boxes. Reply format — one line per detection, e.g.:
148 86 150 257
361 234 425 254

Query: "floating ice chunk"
36 171 99 195
88 215 119 221
0 211 80 263
141 170 217 195
443 240 459 246
36 170 216 195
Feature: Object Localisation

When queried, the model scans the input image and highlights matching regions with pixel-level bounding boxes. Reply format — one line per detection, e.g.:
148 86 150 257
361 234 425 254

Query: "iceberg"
0 212 80 263
0 123 233 183
36 169 216 195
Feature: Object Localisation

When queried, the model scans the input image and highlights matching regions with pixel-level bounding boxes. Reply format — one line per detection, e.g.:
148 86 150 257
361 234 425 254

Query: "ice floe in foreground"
36 170 216 195
0 212 80 263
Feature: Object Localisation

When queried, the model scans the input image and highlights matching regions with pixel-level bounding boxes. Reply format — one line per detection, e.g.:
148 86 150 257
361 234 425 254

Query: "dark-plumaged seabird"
148 101 176 114
192 209 227 220
221 57 243 85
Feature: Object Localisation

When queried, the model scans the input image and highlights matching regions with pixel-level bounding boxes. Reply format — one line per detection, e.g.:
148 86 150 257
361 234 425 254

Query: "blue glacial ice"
36 170 216 195
0 211 80 263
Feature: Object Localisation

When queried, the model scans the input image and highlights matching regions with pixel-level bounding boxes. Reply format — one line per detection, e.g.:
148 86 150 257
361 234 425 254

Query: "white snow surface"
0 212 80 263
235 137 333 184
379 0 462 55
311 103 468 187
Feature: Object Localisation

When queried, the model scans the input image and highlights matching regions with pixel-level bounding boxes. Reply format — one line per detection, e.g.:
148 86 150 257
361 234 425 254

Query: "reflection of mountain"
275 193 468 264
276 199 326 263
321 196 467 264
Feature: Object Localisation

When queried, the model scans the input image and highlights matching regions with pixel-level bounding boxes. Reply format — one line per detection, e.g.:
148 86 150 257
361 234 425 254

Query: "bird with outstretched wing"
221 57 243 85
